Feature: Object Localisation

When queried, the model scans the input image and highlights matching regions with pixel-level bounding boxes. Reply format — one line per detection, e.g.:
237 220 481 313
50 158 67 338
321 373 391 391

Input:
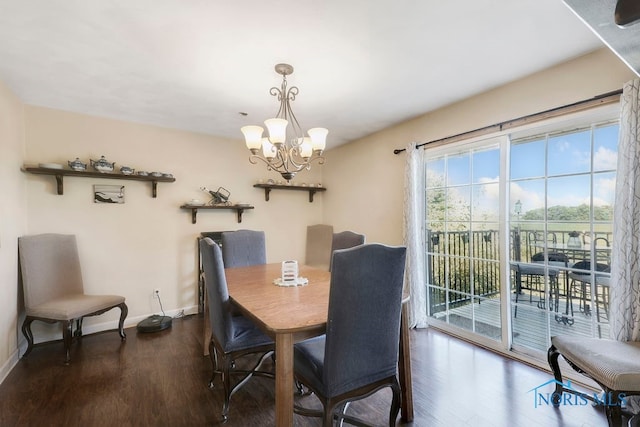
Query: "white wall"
322 48 636 247
0 80 27 382
19 106 323 343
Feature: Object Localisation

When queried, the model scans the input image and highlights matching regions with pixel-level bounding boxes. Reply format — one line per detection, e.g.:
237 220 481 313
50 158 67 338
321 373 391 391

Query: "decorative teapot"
120 166 135 175
90 156 115 173
67 157 87 171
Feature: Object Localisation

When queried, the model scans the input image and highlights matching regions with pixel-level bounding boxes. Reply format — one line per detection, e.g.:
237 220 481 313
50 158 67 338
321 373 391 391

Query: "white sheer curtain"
611 78 640 341
403 142 428 328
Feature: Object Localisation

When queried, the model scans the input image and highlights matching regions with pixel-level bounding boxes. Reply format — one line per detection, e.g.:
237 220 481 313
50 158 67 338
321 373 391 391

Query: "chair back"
324 243 406 397
18 233 84 309
221 230 266 268
571 260 611 275
305 224 333 270
329 230 365 271
200 237 234 346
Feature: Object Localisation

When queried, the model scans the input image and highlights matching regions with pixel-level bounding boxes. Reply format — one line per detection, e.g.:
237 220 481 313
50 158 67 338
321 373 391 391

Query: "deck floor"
433 290 609 353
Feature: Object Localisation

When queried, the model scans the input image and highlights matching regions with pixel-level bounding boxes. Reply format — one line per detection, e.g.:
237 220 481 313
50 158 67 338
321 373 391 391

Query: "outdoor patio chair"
568 260 611 336
511 251 569 317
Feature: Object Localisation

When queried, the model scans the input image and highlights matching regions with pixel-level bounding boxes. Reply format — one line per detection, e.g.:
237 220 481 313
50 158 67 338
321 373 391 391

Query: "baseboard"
0 305 199 387
0 347 20 387
84 305 199 335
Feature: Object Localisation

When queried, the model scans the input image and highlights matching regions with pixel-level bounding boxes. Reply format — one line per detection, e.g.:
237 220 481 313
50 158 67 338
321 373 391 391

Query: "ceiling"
0 1 608 149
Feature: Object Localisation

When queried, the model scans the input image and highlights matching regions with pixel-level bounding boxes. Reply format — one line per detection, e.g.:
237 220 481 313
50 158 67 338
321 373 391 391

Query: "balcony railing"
426 228 612 315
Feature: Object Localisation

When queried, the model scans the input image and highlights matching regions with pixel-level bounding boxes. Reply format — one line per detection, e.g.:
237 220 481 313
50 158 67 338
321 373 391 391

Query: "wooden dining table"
219 262 414 427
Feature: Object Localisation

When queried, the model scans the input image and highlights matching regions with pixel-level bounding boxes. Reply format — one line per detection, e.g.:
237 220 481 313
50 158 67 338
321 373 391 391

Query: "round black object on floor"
137 315 173 333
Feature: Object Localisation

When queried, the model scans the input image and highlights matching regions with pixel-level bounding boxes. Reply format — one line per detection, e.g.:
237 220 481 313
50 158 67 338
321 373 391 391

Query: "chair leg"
208 342 219 387
322 401 336 427
117 302 128 341
547 345 563 405
63 319 73 365
21 317 35 358
389 378 401 427
220 357 232 422
605 392 624 427
74 318 83 337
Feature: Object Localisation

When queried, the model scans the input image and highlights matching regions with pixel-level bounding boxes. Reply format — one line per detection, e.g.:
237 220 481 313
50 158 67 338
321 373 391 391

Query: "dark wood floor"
0 314 612 426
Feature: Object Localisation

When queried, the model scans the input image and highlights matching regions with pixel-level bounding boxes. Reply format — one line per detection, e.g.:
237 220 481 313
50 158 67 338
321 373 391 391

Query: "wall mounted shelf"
253 183 326 203
180 205 254 224
22 166 175 198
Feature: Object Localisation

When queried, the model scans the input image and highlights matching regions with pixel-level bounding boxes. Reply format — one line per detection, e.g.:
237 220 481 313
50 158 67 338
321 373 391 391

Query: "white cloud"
594 146 617 170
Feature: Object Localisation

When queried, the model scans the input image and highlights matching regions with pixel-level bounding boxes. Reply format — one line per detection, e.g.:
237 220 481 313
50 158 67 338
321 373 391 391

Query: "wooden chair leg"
117 302 128 340
21 317 35 358
63 320 73 365
547 345 563 405
606 392 623 427
389 379 401 427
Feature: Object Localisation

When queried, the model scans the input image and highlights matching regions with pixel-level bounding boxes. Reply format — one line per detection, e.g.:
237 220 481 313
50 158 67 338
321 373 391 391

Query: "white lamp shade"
262 138 276 158
299 137 312 158
241 125 264 150
308 127 328 151
264 118 288 143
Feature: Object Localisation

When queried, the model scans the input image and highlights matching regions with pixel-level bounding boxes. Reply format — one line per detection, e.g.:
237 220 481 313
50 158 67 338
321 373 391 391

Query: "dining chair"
293 243 406 427
329 230 365 271
305 224 333 270
221 229 266 268
199 237 274 422
18 233 128 364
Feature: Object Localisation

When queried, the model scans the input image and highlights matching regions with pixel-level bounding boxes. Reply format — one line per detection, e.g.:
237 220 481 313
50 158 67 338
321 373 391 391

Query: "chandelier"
241 63 328 181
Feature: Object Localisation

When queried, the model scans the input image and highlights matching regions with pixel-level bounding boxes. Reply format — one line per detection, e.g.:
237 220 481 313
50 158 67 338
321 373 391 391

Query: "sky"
425 123 619 223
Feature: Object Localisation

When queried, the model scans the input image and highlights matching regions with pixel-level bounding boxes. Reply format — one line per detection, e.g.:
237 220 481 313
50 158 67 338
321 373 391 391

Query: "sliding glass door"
424 111 619 357
426 139 504 342
509 122 617 353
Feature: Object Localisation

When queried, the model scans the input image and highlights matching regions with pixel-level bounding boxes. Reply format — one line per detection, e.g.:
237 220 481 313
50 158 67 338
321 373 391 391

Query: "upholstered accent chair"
18 233 127 364
548 335 640 426
305 224 334 270
200 237 274 422
294 243 406 426
329 230 365 271
221 229 266 268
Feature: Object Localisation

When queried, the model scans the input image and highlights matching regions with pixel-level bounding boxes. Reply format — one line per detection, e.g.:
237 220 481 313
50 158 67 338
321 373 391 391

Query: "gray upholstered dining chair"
18 233 128 364
221 229 266 268
329 230 365 271
200 237 274 422
548 335 640 427
293 243 406 427
305 224 333 270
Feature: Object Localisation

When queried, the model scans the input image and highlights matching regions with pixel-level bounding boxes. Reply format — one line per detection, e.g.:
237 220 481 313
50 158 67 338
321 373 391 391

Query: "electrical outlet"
153 288 160 299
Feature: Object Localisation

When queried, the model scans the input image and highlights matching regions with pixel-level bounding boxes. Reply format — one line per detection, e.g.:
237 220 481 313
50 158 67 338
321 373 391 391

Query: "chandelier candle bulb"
300 138 313 158
241 63 327 181
264 118 288 144
241 125 264 153
262 139 276 159
308 127 328 152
